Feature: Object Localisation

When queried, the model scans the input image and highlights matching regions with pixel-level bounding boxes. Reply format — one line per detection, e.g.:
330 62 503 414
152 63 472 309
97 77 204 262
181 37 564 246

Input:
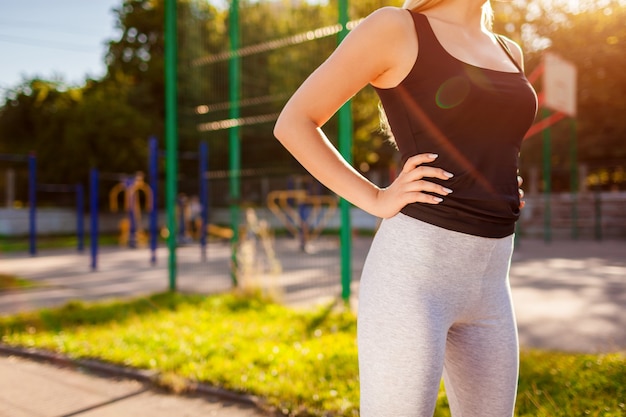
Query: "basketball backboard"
543 52 577 117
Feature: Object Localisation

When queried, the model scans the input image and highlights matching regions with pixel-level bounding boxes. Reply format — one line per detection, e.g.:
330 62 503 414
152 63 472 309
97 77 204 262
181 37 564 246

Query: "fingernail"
429 153 438 159
444 171 454 178
434 197 443 203
443 187 453 194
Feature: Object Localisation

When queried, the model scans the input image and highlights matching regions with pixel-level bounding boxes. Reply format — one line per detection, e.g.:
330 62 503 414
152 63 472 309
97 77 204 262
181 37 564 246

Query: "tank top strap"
494 34 524 73
407 11 449 60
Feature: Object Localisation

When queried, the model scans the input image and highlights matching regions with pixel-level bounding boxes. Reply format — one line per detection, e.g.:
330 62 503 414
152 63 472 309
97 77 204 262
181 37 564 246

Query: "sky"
0 0 121 96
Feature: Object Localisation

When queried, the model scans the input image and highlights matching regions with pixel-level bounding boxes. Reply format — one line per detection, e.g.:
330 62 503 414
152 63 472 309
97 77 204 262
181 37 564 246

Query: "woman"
273 0 537 414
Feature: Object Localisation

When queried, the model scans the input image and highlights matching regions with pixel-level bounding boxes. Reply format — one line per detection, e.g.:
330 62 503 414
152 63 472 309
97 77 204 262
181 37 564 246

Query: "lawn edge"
0 342 274 415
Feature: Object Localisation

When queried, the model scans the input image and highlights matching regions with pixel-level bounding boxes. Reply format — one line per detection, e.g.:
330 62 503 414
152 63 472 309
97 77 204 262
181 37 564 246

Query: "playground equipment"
237 207 282 298
174 193 205 244
109 172 153 248
162 193 233 242
267 188 338 252
207 224 234 239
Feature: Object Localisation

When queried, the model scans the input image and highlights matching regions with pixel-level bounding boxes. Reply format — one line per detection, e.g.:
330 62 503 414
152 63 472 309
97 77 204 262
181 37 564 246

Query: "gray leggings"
358 213 518 417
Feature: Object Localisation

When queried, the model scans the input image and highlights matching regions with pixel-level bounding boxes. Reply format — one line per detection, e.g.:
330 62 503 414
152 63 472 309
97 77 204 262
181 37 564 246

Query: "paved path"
0 354 266 417
509 238 625 353
0 237 624 416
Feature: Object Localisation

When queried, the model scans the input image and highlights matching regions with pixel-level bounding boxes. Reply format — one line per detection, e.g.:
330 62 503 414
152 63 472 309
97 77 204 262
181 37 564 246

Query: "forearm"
274 117 382 216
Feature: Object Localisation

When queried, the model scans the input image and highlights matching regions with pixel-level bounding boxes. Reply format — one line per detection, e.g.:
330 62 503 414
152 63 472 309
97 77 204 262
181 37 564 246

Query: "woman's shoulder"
351 7 415 44
363 6 410 25
350 7 418 89
370 6 411 19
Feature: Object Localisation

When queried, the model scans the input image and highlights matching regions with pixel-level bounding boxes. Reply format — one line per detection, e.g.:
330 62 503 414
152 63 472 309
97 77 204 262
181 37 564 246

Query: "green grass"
0 292 624 416
0 274 35 291
0 234 120 253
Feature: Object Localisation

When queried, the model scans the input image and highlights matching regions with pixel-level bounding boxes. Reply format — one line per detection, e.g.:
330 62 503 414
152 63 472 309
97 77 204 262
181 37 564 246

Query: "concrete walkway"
509 238 625 353
1 237 625 416
0 353 266 417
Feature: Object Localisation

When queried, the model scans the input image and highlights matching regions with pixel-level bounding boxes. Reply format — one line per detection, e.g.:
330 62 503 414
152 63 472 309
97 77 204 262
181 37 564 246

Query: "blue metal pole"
199 141 208 261
28 153 37 256
149 136 159 265
90 168 99 271
76 183 85 252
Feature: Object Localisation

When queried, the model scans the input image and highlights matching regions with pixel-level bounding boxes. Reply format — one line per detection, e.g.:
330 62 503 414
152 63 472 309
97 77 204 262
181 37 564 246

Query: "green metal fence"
164 0 389 304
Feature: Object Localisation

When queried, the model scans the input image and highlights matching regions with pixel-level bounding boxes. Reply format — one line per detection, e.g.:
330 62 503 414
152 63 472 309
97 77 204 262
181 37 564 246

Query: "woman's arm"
274 7 453 219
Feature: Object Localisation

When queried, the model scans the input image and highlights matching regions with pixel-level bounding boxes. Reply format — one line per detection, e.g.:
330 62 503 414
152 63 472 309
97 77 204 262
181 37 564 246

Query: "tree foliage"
494 0 626 190
105 0 166 138
0 0 625 194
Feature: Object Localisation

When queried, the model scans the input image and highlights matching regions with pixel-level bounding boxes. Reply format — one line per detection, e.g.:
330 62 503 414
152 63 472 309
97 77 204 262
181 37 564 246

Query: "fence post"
5 168 14 208
76 183 85 252
541 108 552 243
569 118 578 239
165 0 179 291
28 153 37 256
149 136 159 266
338 0 353 303
199 141 209 261
228 0 241 287
594 189 602 241
90 168 99 271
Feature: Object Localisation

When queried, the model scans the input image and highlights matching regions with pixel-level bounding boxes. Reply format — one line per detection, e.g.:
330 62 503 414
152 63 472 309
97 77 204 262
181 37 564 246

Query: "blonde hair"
402 0 494 30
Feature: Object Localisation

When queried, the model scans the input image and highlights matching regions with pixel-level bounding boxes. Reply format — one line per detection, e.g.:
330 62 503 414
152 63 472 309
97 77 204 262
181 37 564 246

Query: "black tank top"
374 12 538 238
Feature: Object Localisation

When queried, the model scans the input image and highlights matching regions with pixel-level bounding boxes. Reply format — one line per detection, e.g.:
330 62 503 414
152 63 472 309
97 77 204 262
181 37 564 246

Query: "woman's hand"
373 153 453 219
518 175 525 209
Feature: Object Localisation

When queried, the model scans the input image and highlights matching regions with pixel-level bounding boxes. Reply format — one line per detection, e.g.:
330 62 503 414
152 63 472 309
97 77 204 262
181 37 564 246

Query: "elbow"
274 107 319 145
273 116 286 144
273 111 295 146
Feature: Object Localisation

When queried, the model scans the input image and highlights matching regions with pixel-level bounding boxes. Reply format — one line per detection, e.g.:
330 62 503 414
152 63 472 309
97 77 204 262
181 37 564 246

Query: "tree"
0 75 152 189
65 76 153 177
546 3 626 164
105 0 166 141
492 0 626 191
2 0 624 199
0 79 81 185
